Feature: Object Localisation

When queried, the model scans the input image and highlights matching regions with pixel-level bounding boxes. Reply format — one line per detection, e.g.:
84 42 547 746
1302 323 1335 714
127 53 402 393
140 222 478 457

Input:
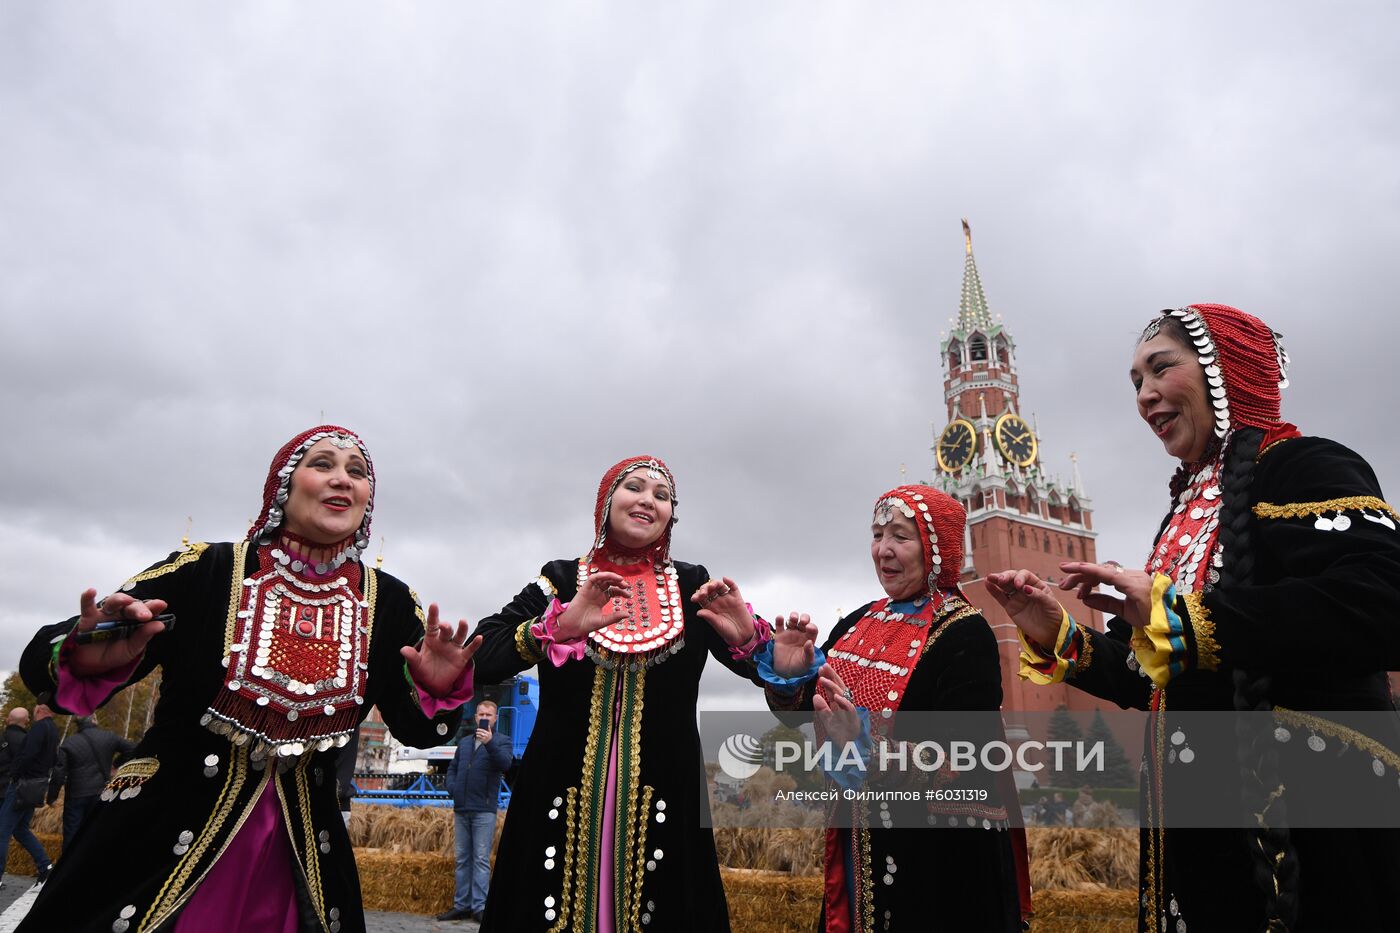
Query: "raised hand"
983 569 1065 649
1058 561 1154 628
811 664 860 745
555 572 629 640
400 603 482 697
693 576 757 646
67 589 171 677
770 612 817 677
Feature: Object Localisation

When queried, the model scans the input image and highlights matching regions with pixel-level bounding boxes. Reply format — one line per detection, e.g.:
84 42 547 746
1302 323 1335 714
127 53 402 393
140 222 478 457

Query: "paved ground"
0 874 479 932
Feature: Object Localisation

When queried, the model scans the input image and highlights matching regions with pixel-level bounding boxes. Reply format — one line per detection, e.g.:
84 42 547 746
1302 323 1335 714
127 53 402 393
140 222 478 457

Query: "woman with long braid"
988 305 1400 931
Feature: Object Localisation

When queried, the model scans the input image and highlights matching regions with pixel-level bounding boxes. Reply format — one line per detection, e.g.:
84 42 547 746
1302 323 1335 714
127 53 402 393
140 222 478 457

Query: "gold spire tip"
961 218 972 255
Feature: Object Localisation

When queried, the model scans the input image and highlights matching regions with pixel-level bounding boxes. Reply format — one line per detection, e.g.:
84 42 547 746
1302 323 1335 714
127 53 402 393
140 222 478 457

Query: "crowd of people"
1 303 1396 932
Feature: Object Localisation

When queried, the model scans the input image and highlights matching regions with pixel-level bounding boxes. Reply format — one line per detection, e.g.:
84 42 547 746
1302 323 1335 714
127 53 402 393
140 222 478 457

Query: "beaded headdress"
583 455 684 670
873 484 966 595
589 455 677 565
248 424 375 572
1143 305 1290 439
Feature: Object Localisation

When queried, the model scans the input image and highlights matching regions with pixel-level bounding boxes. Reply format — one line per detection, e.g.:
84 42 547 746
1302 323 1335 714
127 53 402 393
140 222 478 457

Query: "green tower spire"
957 218 994 332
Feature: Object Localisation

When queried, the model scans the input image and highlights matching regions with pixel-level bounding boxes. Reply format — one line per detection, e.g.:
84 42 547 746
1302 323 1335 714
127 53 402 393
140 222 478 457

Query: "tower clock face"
936 419 977 473
993 413 1037 467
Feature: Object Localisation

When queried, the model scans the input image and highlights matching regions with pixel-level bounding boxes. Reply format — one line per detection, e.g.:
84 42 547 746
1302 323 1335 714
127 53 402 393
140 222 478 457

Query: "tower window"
1043 534 1050 552
1018 529 1026 548
969 334 988 362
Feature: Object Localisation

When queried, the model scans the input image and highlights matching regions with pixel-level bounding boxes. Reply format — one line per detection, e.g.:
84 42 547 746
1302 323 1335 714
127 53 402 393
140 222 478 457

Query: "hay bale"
354 849 456 914
1029 888 1137 933
1028 827 1137 891
721 868 822 933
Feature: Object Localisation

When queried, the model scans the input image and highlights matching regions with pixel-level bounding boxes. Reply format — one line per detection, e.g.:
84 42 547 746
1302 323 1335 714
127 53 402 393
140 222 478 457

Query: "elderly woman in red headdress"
16 426 478 933
470 455 772 933
989 305 1400 932
762 484 1029 932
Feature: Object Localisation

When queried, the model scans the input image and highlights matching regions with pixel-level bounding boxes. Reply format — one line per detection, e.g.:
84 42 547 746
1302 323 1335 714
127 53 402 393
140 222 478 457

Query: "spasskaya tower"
929 220 1109 719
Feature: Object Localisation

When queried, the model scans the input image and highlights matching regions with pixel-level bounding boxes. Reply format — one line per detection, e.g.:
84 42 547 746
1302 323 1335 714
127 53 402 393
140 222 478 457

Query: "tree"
1 667 163 743
0 670 38 720
1086 710 1135 787
1047 704 1083 745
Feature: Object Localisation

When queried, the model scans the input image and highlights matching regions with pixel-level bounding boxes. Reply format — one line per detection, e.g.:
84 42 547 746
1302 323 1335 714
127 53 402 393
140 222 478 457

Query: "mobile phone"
73 613 177 644
477 718 490 731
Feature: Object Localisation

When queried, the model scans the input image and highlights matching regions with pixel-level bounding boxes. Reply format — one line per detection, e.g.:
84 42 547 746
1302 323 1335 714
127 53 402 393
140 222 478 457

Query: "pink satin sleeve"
728 607 773 660
54 637 141 717
412 662 475 717
530 598 588 666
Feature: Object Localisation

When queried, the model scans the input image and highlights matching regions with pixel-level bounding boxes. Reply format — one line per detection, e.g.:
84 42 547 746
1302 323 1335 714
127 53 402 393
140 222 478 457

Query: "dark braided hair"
1142 315 1300 930
1218 426 1300 930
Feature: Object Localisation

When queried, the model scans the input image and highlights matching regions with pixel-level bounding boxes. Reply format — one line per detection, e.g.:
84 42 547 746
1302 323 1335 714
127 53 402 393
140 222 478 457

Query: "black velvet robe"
1062 437 1400 932
17 542 463 933
769 597 1023 933
472 559 763 933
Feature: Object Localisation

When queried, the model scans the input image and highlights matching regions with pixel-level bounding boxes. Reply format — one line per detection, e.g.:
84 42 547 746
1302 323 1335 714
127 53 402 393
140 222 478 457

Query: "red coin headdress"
582 455 684 670
588 454 678 566
248 424 375 571
872 484 967 595
1140 306 1297 593
1143 304 1290 439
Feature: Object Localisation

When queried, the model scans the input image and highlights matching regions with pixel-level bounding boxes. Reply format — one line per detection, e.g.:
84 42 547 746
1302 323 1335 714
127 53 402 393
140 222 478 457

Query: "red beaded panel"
827 598 940 722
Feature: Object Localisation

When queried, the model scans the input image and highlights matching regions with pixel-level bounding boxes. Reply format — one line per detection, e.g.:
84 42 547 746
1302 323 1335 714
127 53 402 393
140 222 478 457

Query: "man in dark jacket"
0 707 30 785
436 699 512 922
49 716 136 851
0 703 57 883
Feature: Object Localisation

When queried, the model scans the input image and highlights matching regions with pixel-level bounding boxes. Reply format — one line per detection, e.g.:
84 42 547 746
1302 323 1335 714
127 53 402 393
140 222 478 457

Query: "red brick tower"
929 221 1112 724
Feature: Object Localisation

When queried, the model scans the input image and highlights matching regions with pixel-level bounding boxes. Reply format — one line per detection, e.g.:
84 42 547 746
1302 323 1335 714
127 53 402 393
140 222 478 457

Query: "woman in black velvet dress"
760 483 1029 932
990 304 1400 932
471 454 771 933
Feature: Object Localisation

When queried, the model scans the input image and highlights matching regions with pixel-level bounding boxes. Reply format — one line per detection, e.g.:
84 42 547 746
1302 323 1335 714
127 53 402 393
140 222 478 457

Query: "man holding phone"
437 699 512 922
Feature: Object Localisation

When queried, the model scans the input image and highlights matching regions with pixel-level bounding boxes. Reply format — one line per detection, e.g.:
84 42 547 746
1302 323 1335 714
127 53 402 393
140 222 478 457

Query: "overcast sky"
3 3 1397 713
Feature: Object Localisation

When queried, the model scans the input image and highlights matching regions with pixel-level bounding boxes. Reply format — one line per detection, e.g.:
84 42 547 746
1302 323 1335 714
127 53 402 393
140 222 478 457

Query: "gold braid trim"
223 541 250 654
1257 436 1296 461
548 787 580 932
919 602 978 659
122 542 210 589
1141 690 1167 933
856 813 875 933
142 749 265 930
515 618 546 664
1076 626 1095 675
555 666 614 933
409 588 427 628
1181 592 1221 672
292 765 327 920
1273 708 1400 771
1253 496 1398 521
615 665 648 931
629 786 654 930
